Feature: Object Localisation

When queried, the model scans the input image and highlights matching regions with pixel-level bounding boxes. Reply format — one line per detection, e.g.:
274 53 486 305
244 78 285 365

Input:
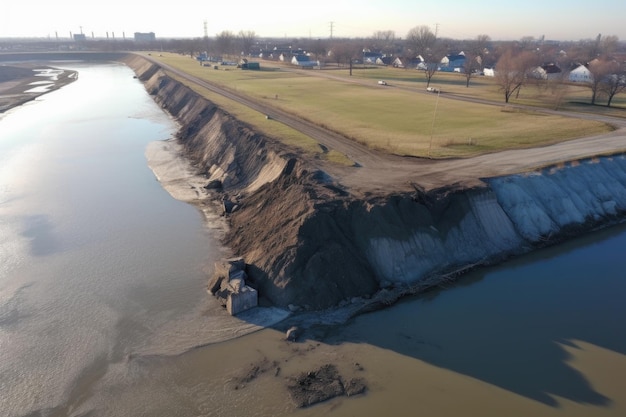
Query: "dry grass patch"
146 53 614 160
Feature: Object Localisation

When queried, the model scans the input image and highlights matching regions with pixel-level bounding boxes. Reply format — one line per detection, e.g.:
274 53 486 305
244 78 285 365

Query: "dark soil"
287 364 367 408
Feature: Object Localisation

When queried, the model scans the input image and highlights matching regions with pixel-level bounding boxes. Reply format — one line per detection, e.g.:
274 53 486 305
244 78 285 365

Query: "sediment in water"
124 54 626 311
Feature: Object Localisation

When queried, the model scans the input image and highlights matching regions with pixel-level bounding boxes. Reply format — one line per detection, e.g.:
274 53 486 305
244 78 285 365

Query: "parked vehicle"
378 80 388 85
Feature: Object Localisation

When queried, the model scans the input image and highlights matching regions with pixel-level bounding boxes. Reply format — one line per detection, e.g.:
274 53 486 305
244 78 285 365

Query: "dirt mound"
125 56 486 310
287 364 366 408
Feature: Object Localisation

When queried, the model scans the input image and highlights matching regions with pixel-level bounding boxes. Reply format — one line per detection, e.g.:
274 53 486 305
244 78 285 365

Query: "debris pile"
287 364 367 408
208 257 258 315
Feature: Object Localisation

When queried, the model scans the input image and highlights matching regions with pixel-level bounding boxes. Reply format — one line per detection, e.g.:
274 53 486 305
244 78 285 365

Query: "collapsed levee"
126 55 626 311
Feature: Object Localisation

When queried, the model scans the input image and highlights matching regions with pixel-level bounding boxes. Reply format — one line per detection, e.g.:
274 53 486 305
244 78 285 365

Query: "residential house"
376 56 394 66
439 52 466 72
363 51 384 64
393 55 424 69
568 64 592 83
291 55 320 68
530 63 563 80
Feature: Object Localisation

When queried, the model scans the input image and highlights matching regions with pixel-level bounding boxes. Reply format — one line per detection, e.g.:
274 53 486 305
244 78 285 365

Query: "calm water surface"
0 62 223 416
337 222 626 411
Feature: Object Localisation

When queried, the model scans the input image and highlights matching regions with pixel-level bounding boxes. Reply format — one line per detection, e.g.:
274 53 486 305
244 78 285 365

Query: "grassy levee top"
146 52 621 160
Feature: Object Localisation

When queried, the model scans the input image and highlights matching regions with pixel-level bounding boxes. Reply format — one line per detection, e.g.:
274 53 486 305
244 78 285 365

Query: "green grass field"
149 52 621 160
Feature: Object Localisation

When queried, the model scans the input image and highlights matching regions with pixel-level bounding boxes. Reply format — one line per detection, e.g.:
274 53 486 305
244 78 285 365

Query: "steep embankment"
126 55 626 311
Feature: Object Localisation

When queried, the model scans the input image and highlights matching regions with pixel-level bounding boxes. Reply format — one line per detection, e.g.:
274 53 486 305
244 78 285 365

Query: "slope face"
127 55 626 310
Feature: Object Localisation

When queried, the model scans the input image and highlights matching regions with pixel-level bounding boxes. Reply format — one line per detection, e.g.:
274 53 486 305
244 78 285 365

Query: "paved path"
146 55 626 195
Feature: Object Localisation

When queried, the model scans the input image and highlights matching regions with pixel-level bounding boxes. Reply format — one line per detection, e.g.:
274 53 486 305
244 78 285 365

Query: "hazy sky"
1 0 624 41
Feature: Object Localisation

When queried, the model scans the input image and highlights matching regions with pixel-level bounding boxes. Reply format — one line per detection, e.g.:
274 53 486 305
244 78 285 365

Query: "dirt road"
144 56 626 194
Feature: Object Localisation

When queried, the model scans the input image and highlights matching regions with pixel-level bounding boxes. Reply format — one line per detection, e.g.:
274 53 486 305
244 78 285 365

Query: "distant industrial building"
134 32 156 42
73 33 86 41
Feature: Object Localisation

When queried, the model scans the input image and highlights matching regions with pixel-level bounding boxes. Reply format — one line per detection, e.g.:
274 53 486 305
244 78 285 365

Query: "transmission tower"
203 20 208 39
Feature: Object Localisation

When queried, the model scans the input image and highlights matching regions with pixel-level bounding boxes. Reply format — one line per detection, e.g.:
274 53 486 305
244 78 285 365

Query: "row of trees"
492 39 625 106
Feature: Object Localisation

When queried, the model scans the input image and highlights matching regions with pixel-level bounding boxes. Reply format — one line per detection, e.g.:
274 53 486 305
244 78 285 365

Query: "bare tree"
238 30 256 56
421 62 436 87
600 35 620 56
372 30 396 55
460 35 491 87
601 72 626 107
573 34 620 62
587 59 615 105
215 30 235 57
331 40 361 73
309 39 328 63
461 53 481 87
587 58 625 106
405 26 442 87
495 48 538 103
519 36 536 49
180 38 204 58
406 25 436 55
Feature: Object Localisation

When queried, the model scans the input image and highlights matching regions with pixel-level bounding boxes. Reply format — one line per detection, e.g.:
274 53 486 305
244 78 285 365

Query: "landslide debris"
287 364 367 408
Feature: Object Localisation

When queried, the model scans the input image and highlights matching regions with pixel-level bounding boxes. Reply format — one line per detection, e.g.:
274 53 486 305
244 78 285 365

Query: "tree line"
157 27 625 107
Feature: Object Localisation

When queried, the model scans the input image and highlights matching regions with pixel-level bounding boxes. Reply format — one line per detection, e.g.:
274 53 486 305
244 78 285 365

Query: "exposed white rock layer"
367 156 626 285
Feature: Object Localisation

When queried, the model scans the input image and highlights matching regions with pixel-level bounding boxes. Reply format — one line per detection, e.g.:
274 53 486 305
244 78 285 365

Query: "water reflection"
19 214 61 256
330 223 626 407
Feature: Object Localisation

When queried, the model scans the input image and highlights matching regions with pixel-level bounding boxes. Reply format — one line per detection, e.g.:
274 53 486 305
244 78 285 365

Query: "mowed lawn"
152 53 616 159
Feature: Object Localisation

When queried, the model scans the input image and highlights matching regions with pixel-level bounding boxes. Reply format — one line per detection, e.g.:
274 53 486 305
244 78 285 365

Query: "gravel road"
146 56 626 195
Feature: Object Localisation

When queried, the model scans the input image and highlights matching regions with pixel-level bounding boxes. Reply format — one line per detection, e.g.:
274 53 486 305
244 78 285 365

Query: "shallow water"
0 62 253 416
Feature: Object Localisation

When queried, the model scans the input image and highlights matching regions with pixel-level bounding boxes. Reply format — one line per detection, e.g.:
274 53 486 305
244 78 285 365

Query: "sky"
1 0 624 42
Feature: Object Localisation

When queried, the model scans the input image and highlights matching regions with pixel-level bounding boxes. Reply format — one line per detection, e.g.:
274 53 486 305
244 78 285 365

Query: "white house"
440 52 466 72
483 67 495 77
530 63 563 80
569 64 593 83
291 55 320 68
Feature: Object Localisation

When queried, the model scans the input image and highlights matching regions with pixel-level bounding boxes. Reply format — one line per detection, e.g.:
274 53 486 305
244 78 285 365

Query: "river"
0 61 285 417
1 60 625 417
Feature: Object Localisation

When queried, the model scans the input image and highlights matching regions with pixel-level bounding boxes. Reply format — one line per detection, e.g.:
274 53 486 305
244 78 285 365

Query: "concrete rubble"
208 257 258 315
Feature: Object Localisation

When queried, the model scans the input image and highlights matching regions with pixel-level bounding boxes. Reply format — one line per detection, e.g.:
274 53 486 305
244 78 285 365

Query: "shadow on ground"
312 223 626 407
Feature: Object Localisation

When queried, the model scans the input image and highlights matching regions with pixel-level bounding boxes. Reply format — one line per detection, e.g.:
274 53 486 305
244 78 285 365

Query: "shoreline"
132 52 626 316
0 63 78 113
2 53 624 416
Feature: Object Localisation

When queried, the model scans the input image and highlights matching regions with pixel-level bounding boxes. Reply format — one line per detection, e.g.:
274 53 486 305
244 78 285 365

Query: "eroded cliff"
126 55 626 310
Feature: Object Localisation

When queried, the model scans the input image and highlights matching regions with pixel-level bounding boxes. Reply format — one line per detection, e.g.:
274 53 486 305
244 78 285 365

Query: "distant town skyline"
1 0 624 42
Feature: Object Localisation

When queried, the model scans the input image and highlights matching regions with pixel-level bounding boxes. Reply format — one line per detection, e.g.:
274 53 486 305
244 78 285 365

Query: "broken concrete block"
226 286 258 315
229 277 245 293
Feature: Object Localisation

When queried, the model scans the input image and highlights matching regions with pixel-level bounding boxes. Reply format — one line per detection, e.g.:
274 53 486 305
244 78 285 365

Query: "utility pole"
428 90 441 159
434 23 439 39
203 20 209 54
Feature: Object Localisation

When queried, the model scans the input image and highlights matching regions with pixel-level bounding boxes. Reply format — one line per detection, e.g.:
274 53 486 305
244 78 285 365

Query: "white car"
378 80 388 85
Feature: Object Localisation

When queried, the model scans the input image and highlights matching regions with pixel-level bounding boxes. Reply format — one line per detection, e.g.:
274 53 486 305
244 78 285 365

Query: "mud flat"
0 63 78 112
